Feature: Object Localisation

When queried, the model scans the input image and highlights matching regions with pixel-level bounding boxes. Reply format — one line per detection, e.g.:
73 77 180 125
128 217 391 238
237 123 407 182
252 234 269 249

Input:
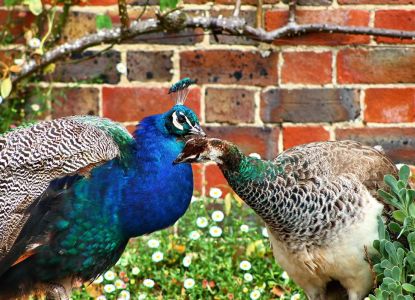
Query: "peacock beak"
189 124 206 137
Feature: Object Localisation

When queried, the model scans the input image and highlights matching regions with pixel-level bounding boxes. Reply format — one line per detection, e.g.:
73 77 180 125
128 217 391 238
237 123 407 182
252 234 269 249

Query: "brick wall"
1 0 415 194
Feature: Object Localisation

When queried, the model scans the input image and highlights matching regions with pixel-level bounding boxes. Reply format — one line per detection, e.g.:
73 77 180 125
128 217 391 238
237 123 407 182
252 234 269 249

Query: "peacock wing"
0 115 133 258
274 140 398 202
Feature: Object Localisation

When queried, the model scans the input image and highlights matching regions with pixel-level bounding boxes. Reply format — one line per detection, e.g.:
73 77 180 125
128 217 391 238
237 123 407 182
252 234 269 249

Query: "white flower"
115 279 126 289
28 37 41 49
291 294 301 300
93 275 104 284
31 104 40 112
191 196 198 202
147 239 160 248
116 63 127 75
183 278 195 289
104 284 115 293
14 58 24 65
239 260 252 271
261 227 269 238
244 273 253 282
0 96 3 104
189 230 201 240
250 289 261 300
249 153 261 159
209 226 222 237
138 294 147 300
211 210 224 222
282 271 290 281
151 251 164 262
143 279 155 288
196 217 208 228
209 187 222 199
240 224 249 232
97 296 107 300
131 267 140 275
182 255 192 267
118 290 130 300
104 270 116 281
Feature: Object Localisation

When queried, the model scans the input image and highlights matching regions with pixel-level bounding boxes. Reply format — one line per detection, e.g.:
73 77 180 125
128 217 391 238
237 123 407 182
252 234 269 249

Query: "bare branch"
233 0 241 17
118 0 130 31
288 0 297 24
11 12 415 86
256 0 263 28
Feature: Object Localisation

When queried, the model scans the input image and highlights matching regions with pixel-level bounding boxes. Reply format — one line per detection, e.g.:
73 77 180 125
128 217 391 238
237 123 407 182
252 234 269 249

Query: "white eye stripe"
184 115 194 128
172 112 184 130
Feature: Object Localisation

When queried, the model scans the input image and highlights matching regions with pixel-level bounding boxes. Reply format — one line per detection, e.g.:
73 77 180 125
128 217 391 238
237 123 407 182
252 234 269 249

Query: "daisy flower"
28 38 41 49
31 104 40 112
183 255 192 267
211 210 224 222
249 153 261 159
104 271 116 281
143 279 155 288
261 227 269 238
291 294 301 300
189 230 201 240
244 273 253 282
250 289 261 300
115 279 126 289
209 226 222 237
240 224 249 232
96 296 106 300
147 239 160 248
196 217 208 228
116 63 127 75
93 275 104 284
118 290 130 300
209 187 222 199
103 284 115 293
282 271 290 281
138 294 147 300
183 278 195 289
239 260 252 271
151 251 163 262
131 267 140 275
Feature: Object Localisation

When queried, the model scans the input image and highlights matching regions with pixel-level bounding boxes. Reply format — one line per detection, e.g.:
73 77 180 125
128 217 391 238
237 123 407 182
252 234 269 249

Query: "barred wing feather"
0 116 129 258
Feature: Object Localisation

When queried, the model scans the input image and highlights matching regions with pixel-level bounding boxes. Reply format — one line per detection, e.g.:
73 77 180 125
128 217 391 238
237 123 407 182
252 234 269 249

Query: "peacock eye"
177 114 186 123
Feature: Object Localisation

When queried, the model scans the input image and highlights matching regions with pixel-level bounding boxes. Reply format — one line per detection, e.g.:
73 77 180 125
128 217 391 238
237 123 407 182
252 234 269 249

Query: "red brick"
282 51 332 84
205 164 232 194
337 48 415 84
283 126 330 149
205 126 279 160
261 88 360 123
336 127 415 164
180 50 278 86
127 51 173 82
375 10 415 44
0 10 35 43
265 9 370 45
339 0 414 3
364 89 415 123
60 11 97 43
282 0 331 4
192 164 204 194
102 87 201 122
205 88 255 124
0 50 21 66
52 87 100 118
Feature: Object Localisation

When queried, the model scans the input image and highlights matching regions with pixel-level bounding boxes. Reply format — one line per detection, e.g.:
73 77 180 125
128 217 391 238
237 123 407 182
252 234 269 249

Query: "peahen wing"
0 116 133 258
274 140 398 204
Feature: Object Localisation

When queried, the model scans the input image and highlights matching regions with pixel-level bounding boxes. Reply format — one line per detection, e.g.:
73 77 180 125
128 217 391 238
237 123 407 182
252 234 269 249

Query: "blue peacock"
0 79 204 299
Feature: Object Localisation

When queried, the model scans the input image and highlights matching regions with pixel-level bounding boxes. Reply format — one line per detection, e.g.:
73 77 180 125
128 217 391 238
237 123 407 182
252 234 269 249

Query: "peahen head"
163 105 205 138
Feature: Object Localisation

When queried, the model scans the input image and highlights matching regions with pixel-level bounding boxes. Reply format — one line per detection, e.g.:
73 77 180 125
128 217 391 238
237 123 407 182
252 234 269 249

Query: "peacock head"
174 137 234 165
163 105 205 138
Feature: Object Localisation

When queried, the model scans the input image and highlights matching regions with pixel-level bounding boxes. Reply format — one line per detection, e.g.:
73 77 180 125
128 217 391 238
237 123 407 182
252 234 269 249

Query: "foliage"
71 192 304 300
370 165 415 300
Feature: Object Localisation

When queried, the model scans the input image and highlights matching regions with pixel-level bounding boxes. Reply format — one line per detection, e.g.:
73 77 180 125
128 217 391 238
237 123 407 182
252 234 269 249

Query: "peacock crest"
169 77 197 106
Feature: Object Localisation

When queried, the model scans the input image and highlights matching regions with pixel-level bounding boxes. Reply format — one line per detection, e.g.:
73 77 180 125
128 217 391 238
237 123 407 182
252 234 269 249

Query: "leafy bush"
370 165 415 300
71 192 304 300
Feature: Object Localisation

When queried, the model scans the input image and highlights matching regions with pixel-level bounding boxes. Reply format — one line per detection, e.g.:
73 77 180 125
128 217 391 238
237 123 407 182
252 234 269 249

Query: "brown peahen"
174 137 398 300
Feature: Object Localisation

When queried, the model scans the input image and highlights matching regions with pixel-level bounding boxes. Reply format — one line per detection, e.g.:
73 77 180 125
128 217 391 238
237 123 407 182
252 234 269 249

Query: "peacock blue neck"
119 114 194 237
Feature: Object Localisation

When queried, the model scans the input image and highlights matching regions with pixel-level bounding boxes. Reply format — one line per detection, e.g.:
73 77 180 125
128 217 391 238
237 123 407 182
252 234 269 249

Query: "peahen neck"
118 114 193 237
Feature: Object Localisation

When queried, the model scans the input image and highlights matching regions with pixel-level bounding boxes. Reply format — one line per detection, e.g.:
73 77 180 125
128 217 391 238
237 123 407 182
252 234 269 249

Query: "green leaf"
0 77 12 99
378 216 387 240
389 222 402 234
224 193 232 216
408 232 415 252
27 0 42 15
378 189 400 209
402 283 415 293
96 14 113 30
5 0 20 6
160 0 179 11
400 165 411 184
391 266 401 281
393 210 406 223
385 175 400 195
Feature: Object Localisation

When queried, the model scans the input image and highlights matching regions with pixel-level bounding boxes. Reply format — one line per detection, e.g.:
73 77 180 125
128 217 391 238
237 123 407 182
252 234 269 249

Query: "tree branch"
11 12 415 86
233 0 241 17
288 0 297 25
118 0 130 31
